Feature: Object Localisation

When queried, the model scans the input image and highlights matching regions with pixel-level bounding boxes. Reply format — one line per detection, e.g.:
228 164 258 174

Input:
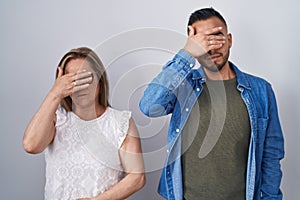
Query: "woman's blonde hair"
56 47 110 111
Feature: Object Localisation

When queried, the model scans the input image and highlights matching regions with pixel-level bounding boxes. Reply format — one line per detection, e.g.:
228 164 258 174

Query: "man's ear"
227 33 232 48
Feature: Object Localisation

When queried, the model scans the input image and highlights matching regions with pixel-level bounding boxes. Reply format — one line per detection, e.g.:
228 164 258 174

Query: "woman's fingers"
73 71 93 81
71 71 94 93
73 76 93 87
57 67 63 78
53 70 95 98
72 71 93 87
73 83 90 93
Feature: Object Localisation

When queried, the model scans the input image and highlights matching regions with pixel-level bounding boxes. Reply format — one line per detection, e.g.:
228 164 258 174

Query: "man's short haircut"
187 7 227 34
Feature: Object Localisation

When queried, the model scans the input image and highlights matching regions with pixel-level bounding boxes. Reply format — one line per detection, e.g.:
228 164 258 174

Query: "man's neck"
204 62 236 80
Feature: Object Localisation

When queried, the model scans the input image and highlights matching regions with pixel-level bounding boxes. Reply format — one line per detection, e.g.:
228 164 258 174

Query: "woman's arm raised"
23 67 92 154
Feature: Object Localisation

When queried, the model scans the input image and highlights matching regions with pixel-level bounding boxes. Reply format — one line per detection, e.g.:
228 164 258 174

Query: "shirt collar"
192 61 251 90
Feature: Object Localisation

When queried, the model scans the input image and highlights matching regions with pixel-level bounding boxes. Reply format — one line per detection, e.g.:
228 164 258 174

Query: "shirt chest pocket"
256 117 268 143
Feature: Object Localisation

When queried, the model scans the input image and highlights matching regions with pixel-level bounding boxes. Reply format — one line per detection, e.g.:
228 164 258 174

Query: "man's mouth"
209 53 222 59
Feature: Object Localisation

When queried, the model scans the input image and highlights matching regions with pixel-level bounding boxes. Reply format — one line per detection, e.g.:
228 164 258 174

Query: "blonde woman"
23 47 145 200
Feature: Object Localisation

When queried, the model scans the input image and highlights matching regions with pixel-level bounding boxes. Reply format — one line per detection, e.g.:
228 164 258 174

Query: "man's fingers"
208 43 223 51
208 35 226 41
207 37 226 46
188 26 195 37
204 26 223 35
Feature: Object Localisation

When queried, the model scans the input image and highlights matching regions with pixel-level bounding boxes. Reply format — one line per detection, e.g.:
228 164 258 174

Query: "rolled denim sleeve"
261 85 284 199
139 49 196 117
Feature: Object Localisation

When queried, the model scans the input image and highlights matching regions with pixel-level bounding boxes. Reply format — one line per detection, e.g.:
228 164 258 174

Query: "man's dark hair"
187 7 227 33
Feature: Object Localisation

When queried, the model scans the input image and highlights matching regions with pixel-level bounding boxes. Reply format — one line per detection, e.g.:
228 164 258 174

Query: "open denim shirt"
139 49 284 200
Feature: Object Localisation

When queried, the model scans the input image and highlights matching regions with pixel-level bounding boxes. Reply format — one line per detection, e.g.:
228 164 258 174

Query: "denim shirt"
139 49 284 200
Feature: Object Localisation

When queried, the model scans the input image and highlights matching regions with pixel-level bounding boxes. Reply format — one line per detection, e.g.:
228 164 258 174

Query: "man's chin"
200 60 226 72
203 65 220 72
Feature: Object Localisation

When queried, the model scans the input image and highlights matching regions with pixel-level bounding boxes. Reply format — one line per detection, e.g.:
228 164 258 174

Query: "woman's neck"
73 103 106 121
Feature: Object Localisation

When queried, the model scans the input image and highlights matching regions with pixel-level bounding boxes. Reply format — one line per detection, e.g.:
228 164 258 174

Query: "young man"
139 8 284 200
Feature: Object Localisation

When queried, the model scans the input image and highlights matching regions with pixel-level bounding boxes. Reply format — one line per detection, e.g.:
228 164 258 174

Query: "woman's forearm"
23 92 60 154
94 173 145 200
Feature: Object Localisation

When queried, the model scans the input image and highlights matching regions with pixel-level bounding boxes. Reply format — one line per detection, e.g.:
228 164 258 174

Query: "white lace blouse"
44 106 131 200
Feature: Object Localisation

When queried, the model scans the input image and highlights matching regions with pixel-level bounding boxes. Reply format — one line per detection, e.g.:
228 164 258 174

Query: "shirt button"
185 108 189 112
196 88 200 92
176 129 180 133
189 63 194 68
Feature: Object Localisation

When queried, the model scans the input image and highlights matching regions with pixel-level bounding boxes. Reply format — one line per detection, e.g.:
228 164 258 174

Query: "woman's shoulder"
55 105 71 127
106 107 132 148
106 107 131 122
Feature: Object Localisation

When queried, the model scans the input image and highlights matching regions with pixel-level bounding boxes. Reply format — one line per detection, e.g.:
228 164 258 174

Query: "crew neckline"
205 77 237 84
70 107 110 123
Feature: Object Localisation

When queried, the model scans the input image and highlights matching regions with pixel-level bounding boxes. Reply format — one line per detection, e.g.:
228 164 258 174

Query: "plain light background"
1 0 299 199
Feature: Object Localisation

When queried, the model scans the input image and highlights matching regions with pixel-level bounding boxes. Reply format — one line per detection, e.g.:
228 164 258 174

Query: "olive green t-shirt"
182 78 250 200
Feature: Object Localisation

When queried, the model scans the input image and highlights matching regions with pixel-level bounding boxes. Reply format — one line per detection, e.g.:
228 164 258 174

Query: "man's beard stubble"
198 49 230 72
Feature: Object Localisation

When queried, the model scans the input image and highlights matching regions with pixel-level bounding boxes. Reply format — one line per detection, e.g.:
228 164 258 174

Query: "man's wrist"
177 49 196 67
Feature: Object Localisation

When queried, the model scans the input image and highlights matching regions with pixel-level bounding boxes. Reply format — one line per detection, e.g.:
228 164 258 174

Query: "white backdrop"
0 0 299 199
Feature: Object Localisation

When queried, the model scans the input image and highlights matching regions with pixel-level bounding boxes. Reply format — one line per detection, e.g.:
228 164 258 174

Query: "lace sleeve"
116 110 131 148
55 105 69 127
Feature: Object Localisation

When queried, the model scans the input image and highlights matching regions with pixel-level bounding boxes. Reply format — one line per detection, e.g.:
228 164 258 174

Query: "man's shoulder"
236 68 276 103
242 71 270 86
232 63 271 88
